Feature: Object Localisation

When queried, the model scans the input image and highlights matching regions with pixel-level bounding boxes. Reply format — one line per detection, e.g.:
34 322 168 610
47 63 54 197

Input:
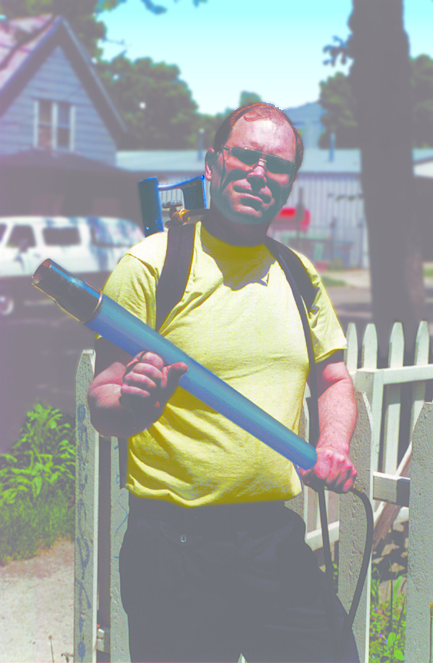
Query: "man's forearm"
317 374 357 452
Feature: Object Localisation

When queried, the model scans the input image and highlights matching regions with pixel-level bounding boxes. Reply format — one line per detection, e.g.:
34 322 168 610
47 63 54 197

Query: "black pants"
119 496 359 663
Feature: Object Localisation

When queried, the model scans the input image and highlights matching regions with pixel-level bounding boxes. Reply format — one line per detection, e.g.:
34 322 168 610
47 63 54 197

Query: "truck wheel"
0 288 15 317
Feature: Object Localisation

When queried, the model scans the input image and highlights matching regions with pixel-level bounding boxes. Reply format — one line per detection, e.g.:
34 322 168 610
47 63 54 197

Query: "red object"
273 207 310 232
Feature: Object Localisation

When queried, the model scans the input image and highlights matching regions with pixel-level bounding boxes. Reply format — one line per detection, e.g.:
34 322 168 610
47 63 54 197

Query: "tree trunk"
349 0 425 359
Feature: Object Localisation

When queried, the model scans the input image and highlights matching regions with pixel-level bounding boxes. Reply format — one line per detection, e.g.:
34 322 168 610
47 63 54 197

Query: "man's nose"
247 158 267 180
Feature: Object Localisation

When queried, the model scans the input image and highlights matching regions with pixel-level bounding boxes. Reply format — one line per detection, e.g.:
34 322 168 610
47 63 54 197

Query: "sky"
100 0 433 116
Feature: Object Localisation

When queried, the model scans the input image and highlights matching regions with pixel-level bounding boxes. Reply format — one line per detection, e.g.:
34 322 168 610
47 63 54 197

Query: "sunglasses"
221 146 295 179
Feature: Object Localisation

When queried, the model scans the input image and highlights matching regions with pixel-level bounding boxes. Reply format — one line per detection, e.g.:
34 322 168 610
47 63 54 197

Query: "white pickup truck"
0 216 144 317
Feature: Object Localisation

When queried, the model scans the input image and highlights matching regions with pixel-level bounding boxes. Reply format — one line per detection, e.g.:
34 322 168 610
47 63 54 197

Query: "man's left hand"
299 446 357 494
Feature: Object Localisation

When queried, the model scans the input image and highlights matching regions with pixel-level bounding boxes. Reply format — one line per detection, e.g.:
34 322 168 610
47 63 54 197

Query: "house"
0 14 140 222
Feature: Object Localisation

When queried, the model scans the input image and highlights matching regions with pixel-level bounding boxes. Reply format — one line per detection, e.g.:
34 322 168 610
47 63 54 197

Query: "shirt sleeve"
101 253 157 329
296 253 347 363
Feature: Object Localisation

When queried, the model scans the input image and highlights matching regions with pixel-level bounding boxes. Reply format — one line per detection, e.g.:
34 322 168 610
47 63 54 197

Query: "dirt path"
0 540 74 663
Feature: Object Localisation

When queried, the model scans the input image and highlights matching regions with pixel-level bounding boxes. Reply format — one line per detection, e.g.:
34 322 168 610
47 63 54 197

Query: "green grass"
321 275 347 287
423 267 433 278
0 403 75 565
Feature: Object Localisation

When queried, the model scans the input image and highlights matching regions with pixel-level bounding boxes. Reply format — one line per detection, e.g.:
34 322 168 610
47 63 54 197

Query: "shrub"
0 403 75 564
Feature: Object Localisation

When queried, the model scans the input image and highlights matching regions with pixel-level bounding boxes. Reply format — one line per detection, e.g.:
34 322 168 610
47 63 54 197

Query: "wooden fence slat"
405 403 433 663
382 323 404 474
339 392 373 663
410 321 429 437
345 323 358 375
361 323 377 369
74 350 99 663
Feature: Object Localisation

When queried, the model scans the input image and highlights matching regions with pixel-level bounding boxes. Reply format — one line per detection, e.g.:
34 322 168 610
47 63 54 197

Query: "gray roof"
117 148 433 175
117 150 205 173
283 102 325 123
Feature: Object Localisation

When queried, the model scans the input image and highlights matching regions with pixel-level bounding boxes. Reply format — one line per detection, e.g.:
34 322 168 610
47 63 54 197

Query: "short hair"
213 102 304 178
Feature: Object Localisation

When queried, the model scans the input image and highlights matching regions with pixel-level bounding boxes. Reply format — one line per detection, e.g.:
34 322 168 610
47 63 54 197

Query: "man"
88 102 359 663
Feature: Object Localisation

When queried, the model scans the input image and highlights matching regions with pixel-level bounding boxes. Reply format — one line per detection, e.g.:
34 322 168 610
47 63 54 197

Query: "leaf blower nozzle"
32 259 102 323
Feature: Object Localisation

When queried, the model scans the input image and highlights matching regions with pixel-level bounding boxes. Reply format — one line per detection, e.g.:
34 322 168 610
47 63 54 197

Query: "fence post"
339 392 373 663
74 350 99 663
405 402 433 663
109 438 130 662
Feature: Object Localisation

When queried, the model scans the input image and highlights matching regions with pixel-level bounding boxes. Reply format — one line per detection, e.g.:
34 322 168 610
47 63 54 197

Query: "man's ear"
205 148 216 182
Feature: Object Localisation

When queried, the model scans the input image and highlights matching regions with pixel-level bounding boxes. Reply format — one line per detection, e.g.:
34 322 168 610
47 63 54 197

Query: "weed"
369 567 406 662
0 403 75 564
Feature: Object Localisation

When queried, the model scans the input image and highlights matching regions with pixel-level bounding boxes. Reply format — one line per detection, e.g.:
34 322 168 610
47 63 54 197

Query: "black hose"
317 484 374 662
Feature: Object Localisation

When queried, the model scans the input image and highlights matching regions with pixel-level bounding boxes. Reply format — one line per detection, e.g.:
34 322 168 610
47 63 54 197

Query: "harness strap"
155 223 195 332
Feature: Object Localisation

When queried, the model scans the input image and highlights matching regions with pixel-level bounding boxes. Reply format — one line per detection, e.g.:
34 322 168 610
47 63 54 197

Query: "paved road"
0 301 96 453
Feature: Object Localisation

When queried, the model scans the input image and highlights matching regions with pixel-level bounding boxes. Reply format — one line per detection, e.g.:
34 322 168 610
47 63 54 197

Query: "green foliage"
0 403 75 564
239 91 262 107
319 55 433 149
411 55 433 148
0 0 107 58
98 54 200 148
319 72 358 148
369 568 406 662
1 0 208 58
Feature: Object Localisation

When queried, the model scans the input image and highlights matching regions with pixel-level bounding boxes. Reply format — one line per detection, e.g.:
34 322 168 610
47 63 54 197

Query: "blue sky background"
100 0 433 115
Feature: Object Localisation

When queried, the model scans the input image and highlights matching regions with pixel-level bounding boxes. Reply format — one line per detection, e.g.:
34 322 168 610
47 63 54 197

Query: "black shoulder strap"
155 223 196 332
265 237 318 312
265 237 320 447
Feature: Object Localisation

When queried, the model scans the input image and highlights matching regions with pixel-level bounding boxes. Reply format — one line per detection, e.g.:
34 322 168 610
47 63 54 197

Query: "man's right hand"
87 339 187 439
120 351 188 416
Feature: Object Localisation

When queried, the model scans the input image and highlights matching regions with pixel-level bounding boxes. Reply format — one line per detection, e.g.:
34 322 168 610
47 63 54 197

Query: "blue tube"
32 259 316 470
88 295 316 470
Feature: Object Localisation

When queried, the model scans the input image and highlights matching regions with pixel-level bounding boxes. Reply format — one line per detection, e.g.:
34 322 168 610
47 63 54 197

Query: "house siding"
0 46 117 164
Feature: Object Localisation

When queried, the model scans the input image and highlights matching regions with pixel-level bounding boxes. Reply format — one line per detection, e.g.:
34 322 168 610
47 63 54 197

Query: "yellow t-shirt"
102 221 347 507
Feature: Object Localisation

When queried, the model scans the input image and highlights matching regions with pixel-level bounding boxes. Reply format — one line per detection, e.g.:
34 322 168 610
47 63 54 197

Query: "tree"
0 0 207 58
348 0 425 357
318 72 358 148
0 0 106 58
411 55 433 147
98 54 199 148
319 56 433 149
239 91 262 107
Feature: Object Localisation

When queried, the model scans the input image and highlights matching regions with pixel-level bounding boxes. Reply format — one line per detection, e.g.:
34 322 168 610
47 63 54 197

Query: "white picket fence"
74 321 433 663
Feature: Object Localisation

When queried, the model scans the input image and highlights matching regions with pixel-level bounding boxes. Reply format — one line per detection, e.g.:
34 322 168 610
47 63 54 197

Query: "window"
35 100 73 150
43 227 80 246
89 218 143 248
7 225 36 249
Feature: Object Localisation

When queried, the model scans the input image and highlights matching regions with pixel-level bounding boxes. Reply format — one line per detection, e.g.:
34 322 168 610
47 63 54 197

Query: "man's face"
205 117 296 230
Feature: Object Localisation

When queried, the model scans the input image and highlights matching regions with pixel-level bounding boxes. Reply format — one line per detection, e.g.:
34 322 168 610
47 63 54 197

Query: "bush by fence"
0 403 75 564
